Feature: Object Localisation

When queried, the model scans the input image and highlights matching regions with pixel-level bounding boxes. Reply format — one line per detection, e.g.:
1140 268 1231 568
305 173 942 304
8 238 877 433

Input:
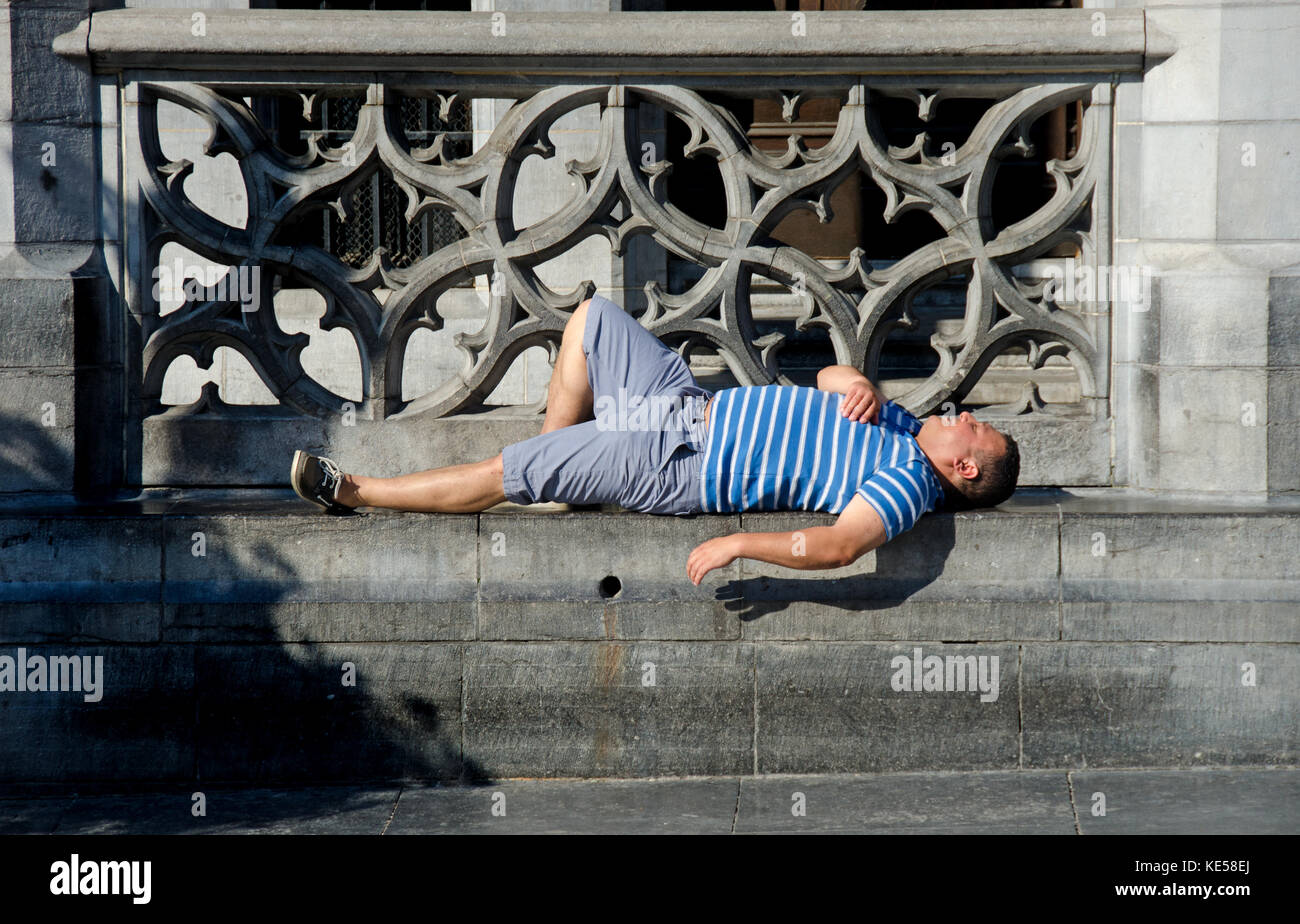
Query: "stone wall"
5 4 1296 497
1110 0 1300 495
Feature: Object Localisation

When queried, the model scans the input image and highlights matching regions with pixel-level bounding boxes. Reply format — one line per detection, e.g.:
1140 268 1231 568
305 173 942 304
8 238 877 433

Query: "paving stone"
736 771 1074 834
1074 769 1300 835
387 779 738 834
48 786 402 835
0 796 74 835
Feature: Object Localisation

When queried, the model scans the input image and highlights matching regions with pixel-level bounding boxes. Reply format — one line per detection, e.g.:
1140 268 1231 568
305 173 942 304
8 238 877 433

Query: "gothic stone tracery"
128 80 1106 422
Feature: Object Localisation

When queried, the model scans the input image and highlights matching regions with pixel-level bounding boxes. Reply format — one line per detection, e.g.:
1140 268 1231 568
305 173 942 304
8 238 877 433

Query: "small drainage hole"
598 575 622 599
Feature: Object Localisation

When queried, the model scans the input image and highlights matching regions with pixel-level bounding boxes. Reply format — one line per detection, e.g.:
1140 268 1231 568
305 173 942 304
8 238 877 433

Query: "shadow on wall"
0 406 75 493
715 514 959 619
0 413 489 834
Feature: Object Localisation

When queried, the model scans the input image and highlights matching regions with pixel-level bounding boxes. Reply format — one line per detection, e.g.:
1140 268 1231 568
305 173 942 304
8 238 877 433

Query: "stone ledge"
2 488 1298 648
55 10 1170 76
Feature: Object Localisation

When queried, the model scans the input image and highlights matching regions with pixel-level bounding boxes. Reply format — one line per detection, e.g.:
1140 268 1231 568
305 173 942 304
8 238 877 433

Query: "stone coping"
54 9 1174 76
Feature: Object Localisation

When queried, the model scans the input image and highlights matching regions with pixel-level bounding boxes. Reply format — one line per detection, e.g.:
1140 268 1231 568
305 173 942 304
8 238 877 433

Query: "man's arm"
816 365 886 424
686 495 888 585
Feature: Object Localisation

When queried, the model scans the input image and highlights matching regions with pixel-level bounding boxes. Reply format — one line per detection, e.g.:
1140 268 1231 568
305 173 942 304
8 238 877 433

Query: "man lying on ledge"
291 293 1020 585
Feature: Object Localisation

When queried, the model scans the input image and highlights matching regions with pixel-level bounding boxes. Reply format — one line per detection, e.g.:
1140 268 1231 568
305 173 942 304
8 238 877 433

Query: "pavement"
2 769 1295 835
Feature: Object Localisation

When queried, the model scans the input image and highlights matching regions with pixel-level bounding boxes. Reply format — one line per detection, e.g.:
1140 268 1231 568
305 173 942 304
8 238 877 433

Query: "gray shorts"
502 293 711 516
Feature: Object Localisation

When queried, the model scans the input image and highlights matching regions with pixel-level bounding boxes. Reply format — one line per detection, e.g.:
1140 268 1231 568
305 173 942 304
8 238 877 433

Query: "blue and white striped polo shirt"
698 385 944 540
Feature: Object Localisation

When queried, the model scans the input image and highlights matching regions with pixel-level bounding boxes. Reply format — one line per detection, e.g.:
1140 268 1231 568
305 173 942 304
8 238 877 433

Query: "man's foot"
290 451 353 513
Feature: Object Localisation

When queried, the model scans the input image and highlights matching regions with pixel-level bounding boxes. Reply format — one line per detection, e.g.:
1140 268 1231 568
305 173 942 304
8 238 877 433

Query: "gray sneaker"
290 450 352 513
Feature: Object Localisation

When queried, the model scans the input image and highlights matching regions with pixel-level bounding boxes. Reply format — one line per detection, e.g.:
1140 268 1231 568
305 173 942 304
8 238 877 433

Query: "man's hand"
840 380 884 424
686 534 740 586
817 365 886 424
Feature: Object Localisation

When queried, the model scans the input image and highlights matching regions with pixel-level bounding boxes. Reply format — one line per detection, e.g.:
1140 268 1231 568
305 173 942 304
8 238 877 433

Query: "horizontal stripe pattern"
699 385 943 540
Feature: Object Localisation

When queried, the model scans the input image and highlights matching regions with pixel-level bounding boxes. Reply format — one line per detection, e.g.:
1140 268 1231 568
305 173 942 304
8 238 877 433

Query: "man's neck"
914 417 957 499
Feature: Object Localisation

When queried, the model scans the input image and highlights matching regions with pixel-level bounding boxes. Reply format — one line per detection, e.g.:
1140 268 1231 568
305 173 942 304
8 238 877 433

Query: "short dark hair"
946 431 1020 510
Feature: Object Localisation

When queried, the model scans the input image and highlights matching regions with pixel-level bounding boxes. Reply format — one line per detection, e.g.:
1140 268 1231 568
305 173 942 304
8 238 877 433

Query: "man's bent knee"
569 299 592 337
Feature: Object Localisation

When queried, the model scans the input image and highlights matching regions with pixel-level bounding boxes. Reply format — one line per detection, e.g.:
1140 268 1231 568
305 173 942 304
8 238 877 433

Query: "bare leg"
325 299 595 513
335 454 505 513
541 298 596 433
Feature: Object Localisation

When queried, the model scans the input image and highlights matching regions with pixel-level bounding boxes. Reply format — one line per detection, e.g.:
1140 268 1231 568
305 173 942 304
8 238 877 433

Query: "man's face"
921 411 1007 482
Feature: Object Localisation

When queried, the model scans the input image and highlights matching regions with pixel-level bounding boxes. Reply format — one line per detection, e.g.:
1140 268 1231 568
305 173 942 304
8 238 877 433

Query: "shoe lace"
318 457 343 500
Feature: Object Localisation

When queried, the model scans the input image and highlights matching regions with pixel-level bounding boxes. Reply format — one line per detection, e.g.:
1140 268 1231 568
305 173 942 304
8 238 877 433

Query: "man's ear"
953 455 979 482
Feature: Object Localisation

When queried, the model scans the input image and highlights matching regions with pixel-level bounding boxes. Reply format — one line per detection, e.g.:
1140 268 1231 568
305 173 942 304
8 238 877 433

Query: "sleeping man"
291 293 1019 585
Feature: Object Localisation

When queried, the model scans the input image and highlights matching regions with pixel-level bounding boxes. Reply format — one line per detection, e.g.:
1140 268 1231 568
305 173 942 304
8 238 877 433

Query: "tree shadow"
0 411 492 835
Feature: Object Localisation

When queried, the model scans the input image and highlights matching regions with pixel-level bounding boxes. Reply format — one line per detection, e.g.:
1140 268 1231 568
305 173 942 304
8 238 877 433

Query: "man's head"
916 411 1020 510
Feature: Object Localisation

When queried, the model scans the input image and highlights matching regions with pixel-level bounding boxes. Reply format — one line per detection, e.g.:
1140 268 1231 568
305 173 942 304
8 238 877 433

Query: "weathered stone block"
0 644 195 782
141 413 539 485
478 511 740 639
1267 369 1300 494
0 275 76 367
1111 363 1159 489
464 641 753 777
4 4 94 124
1141 6 1221 123
1062 513 1300 641
162 509 477 607
1268 269 1300 367
1216 122 1300 242
195 643 464 781
7 123 97 245
1001 414 1109 487
1022 643 1298 768
0 515 161 644
0 369 75 491
756 643 1019 773
1156 270 1267 367
1218 3 1300 122
1114 122 1142 241
1138 124 1218 241
1157 366 1267 492
737 510 1058 641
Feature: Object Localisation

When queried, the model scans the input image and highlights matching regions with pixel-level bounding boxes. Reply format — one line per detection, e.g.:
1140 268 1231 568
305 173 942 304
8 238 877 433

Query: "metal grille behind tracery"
318 94 472 269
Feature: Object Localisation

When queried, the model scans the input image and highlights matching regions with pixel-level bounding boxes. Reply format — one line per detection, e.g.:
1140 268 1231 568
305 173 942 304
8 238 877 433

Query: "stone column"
1111 0 1300 496
0 0 108 495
